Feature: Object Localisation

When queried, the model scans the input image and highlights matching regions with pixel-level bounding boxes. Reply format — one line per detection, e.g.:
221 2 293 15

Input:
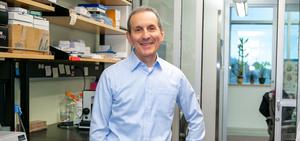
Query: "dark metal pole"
20 60 30 135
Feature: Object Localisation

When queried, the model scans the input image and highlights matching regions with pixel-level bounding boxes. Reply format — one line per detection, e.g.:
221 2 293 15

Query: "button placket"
144 72 153 140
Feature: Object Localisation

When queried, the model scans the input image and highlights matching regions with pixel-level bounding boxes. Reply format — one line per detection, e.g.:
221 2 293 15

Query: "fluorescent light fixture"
233 0 248 17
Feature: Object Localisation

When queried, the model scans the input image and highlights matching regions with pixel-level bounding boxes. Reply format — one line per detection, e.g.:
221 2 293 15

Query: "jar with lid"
58 91 77 128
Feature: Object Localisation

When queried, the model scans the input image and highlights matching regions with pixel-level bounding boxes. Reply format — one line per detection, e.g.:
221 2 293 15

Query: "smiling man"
90 6 205 141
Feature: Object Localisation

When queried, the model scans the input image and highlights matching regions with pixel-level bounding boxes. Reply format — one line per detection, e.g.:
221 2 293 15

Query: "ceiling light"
233 0 248 17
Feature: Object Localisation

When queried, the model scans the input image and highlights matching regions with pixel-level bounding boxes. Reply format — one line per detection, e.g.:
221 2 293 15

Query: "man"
90 6 205 141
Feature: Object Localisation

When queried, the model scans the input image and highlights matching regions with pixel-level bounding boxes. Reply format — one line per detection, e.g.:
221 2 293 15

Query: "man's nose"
142 29 150 39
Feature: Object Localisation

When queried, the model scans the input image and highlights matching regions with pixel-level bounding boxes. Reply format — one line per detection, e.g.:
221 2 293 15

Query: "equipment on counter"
0 131 27 141
78 91 95 129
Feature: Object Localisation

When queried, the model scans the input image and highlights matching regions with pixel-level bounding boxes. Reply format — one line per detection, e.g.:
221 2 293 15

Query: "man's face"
127 11 164 61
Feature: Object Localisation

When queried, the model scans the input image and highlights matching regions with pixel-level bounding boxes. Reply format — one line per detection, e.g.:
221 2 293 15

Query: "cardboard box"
0 25 8 51
8 24 49 54
106 9 120 28
8 20 33 27
29 120 47 133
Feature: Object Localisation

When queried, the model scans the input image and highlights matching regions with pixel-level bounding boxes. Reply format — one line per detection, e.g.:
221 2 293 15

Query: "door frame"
275 0 300 140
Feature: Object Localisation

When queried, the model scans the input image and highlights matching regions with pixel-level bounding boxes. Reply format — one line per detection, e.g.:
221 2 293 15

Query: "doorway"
223 0 300 141
226 5 276 141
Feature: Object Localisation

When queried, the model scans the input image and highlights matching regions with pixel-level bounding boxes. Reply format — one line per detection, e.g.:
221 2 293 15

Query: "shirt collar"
128 51 162 71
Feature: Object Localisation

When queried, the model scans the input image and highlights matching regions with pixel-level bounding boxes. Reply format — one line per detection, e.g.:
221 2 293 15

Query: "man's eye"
134 28 142 32
148 26 157 31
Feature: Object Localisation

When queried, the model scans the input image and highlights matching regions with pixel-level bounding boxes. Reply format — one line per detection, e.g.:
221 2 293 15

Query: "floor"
228 135 269 141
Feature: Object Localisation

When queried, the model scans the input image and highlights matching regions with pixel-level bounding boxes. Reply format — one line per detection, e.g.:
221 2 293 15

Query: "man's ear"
161 31 165 41
126 32 133 45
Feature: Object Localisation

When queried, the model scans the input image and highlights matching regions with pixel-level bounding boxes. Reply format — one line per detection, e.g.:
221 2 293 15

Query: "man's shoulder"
159 58 183 75
159 58 180 70
103 58 130 74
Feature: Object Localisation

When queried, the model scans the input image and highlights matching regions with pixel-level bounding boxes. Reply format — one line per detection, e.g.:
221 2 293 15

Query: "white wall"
181 1 197 88
202 0 223 140
15 78 94 125
230 0 278 5
227 85 271 136
50 24 97 49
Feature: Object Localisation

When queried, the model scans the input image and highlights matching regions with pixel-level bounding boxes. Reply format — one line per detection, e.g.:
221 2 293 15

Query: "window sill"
229 83 271 87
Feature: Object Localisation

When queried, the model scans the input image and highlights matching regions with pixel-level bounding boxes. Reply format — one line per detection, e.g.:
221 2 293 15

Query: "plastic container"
58 91 81 128
59 94 75 122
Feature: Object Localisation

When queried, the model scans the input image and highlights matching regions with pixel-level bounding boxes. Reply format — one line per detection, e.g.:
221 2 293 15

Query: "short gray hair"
127 6 163 33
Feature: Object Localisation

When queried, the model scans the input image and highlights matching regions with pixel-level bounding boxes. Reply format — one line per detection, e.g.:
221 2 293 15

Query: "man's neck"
143 57 156 67
135 53 157 67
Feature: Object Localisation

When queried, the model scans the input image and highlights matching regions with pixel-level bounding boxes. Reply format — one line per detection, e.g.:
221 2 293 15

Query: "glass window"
231 7 273 21
284 12 300 59
282 9 300 99
229 7 274 84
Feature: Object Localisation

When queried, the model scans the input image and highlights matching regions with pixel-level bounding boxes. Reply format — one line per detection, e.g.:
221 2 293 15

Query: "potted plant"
253 61 271 84
235 37 249 84
249 71 256 84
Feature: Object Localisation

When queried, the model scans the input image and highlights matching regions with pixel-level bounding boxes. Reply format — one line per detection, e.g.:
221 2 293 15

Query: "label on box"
48 0 57 3
69 9 77 25
0 31 7 40
0 5 5 10
0 26 8 47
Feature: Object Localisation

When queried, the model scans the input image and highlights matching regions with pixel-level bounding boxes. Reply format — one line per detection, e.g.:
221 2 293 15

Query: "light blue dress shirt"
90 52 205 141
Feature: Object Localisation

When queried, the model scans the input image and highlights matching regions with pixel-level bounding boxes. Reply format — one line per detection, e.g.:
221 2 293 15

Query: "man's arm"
90 70 112 141
176 74 205 141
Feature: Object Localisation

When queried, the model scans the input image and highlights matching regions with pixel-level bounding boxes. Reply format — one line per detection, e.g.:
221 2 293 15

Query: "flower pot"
259 77 266 84
250 79 255 84
237 76 243 84
249 74 255 84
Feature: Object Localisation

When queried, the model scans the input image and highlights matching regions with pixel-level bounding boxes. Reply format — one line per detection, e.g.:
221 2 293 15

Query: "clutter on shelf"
0 2 50 55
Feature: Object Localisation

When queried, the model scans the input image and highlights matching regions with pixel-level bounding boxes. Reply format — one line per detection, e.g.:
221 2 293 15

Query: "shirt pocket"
152 89 178 117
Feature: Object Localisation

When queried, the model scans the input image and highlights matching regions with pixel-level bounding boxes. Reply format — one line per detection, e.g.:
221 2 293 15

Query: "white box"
0 131 27 141
105 35 131 58
33 24 48 30
86 7 105 13
8 12 33 24
108 6 131 29
8 7 27 14
33 17 49 30
96 45 110 52
48 0 57 3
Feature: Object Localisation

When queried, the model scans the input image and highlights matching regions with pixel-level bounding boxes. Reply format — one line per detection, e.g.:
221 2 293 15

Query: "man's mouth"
140 42 153 46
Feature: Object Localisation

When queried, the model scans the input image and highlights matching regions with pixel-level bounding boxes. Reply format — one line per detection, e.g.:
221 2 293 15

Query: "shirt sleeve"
176 73 205 141
90 70 112 141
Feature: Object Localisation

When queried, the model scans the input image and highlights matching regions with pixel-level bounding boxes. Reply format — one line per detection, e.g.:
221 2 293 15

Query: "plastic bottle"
14 105 25 132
